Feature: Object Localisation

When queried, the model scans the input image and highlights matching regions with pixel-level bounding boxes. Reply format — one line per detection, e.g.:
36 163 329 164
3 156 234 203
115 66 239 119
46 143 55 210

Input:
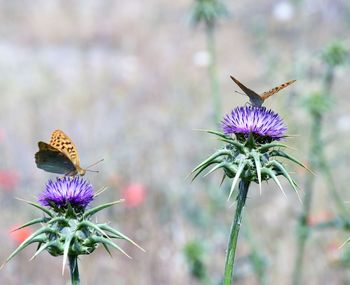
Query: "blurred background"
0 0 349 284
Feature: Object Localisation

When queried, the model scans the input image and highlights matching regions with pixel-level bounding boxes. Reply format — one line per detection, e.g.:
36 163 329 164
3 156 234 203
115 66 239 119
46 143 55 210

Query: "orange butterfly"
230 75 296 107
35 130 92 176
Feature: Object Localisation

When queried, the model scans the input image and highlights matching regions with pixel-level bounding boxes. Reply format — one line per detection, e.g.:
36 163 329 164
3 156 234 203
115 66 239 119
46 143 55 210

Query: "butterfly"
35 129 90 176
230 75 296 107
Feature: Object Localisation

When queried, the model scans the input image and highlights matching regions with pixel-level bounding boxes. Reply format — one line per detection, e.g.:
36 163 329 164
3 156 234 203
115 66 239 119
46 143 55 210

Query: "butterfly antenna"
86 169 99 173
85 158 104 172
234 90 245 97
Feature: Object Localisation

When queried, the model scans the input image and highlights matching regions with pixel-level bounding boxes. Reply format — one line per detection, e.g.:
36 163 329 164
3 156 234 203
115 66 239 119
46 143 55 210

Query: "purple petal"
221 106 287 140
38 177 94 209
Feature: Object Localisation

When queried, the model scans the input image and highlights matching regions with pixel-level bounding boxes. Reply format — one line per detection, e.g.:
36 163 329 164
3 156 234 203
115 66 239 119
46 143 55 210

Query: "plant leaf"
83 200 124 219
270 160 302 203
98 224 145 252
190 149 231 174
190 159 222 182
228 160 247 201
62 233 74 275
270 150 314 174
12 217 49 231
261 168 286 198
15 198 53 217
203 162 226 177
252 151 262 195
89 236 131 258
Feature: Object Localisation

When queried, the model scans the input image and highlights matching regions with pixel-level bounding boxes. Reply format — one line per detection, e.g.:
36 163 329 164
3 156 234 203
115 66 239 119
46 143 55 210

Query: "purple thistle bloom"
39 177 94 209
221 106 287 140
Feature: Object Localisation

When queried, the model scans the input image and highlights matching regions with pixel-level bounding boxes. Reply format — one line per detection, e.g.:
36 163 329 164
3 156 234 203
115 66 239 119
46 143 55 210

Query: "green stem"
292 112 321 285
318 152 350 219
223 180 250 285
323 65 334 94
243 220 267 285
318 65 349 219
206 21 221 124
69 255 80 285
292 62 338 285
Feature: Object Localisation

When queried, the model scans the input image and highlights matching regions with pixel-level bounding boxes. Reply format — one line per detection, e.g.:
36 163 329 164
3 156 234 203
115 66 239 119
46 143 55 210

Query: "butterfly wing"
230 75 264 107
49 130 81 167
260 79 296 100
49 130 86 175
35 142 77 175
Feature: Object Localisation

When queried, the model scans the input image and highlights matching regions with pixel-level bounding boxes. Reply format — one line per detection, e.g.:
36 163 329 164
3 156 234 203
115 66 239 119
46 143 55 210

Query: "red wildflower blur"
307 211 333 226
0 170 19 192
9 225 32 245
122 182 146 208
327 241 341 265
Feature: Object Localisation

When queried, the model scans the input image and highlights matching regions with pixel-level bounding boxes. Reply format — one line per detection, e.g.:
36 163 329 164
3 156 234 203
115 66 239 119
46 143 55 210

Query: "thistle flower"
39 177 93 210
192 104 308 284
192 106 307 199
3 177 144 283
221 106 287 142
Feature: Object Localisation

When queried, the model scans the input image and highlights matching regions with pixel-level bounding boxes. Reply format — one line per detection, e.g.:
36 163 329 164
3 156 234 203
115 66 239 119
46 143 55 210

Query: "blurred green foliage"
300 91 332 116
183 240 208 281
293 39 349 285
340 245 350 267
321 41 348 68
190 0 228 27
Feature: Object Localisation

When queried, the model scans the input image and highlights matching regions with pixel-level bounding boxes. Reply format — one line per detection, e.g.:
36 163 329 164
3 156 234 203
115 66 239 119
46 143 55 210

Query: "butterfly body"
35 130 86 176
230 75 296 107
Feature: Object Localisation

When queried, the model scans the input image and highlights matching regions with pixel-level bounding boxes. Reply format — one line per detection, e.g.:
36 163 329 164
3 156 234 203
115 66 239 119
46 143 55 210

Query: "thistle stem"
69 255 80 285
319 151 350 219
223 180 250 285
292 112 320 285
292 60 344 285
318 65 349 219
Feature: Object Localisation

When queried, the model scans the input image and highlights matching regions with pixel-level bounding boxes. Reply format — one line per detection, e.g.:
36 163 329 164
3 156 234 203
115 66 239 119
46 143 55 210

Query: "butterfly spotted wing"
35 130 86 176
230 75 296 107
260 79 296 100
